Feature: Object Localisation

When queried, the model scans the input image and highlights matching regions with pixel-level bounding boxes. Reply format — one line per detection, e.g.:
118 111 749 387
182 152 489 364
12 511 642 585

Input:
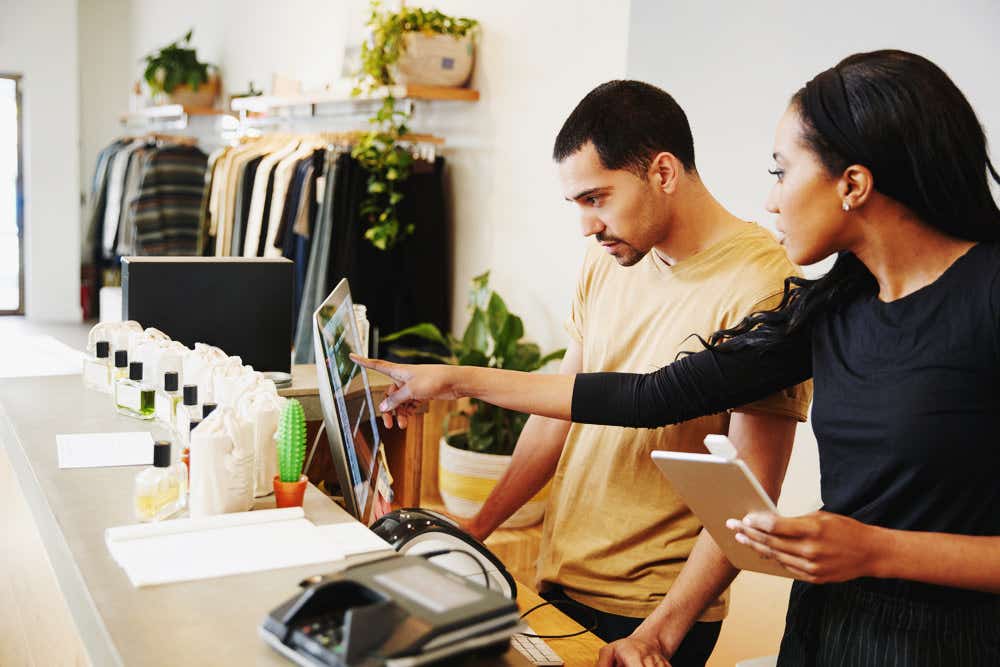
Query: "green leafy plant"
383 271 565 455
143 29 212 96
352 1 478 250
276 399 307 483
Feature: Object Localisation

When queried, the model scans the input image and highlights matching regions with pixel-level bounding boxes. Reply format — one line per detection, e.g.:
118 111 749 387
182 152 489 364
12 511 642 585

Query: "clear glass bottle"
134 441 187 522
154 371 183 425
83 341 112 393
112 349 130 385
115 361 155 420
181 418 201 484
175 384 200 445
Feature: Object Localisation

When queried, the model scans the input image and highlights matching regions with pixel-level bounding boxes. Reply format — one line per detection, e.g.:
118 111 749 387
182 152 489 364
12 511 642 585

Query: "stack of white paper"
105 508 393 587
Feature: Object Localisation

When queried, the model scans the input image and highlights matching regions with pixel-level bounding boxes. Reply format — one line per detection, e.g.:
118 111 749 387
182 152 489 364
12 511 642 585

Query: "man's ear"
648 152 682 194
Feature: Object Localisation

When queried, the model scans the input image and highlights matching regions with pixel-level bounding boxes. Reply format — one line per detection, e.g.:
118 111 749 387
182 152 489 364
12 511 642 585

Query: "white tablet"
651 441 794 578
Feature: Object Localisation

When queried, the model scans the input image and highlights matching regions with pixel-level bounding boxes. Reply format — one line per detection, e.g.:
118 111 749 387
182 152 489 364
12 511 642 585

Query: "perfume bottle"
202 402 218 419
133 441 187 522
115 361 155 420
112 349 130 384
82 341 112 393
181 418 202 483
154 371 183 425
175 384 200 445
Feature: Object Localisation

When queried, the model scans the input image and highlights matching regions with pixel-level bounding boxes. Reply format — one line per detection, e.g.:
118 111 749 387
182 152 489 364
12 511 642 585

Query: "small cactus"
276 399 307 483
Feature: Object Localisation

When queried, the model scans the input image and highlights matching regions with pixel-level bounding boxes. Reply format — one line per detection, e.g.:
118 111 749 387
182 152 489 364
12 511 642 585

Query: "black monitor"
312 278 382 523
121 257 293 372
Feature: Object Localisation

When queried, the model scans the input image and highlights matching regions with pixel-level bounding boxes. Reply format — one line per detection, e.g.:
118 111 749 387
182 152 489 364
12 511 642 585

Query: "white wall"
626 2 1000 664
627 0 1000 276
79 0 133 230
78 0 631 350
0 0 81 322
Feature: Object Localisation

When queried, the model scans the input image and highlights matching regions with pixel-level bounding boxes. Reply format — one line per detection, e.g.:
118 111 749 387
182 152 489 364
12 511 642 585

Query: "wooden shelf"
231 83 479 114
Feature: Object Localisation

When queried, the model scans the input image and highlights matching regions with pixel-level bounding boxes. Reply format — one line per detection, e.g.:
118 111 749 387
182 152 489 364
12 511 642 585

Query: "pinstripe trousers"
776 581 1000 666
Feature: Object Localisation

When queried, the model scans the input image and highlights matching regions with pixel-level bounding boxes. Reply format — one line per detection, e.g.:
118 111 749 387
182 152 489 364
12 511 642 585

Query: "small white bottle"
133 441 187 522
115 361 155 420
154 371 183 425
83 341 112 393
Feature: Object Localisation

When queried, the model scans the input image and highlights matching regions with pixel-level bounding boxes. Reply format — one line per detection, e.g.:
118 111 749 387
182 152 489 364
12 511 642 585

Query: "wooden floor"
0 444 89 667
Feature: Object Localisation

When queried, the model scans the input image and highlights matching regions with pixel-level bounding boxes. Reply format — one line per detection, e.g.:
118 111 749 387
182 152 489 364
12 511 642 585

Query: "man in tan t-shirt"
459 81 812 666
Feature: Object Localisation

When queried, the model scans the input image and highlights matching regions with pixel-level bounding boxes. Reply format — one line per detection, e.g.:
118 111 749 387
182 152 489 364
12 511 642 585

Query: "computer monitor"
312 279 382 524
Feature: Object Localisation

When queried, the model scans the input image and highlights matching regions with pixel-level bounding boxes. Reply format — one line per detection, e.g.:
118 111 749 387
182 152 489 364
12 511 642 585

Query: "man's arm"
462 340 583 541
597 410 797 666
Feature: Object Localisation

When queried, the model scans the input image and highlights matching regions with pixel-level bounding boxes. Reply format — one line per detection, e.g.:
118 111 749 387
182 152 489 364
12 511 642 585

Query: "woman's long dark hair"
707 49 1000 351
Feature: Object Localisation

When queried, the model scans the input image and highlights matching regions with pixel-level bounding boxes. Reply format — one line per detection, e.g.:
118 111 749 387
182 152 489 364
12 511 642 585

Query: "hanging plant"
352 1 478 250
142 29 212 96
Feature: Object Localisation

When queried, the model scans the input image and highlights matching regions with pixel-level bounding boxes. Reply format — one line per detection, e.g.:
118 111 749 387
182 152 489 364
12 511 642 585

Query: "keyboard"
510 625 564 666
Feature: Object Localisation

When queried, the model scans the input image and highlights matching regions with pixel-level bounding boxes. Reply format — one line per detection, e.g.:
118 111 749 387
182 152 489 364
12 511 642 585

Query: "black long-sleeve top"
572 243 1000 604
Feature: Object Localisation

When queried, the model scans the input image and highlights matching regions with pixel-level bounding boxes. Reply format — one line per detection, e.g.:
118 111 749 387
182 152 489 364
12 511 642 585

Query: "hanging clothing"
292 149 343 363
131 144 208 255
101 139 145 259
242 139 300 258
324 154 450 353
231 155 265 256
84 137 209 320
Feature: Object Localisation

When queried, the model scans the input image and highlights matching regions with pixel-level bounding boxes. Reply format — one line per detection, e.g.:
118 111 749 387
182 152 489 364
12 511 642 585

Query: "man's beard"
597 232 647 267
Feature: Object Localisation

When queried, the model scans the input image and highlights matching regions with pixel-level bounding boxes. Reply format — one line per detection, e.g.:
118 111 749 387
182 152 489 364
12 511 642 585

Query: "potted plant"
352 2 479 250
384 272 565 527
143 29 219 108
274 398 308 508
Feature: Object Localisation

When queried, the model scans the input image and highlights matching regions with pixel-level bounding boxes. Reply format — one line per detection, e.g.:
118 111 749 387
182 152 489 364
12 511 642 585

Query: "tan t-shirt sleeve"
730 287 814 422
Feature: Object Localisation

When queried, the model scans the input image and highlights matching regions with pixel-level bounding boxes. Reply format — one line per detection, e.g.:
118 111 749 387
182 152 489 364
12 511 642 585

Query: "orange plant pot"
273 474 307 508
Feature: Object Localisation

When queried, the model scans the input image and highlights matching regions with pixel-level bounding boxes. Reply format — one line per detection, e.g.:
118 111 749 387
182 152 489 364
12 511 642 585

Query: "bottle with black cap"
112 349 130 384
133 440 187 521
154 371 183 424
115 361 155 420
175 384 200 445
82 340 112 393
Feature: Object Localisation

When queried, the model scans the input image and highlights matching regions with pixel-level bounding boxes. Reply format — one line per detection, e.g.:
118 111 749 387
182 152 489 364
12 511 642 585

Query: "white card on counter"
314 521 393 556
56 432 155 469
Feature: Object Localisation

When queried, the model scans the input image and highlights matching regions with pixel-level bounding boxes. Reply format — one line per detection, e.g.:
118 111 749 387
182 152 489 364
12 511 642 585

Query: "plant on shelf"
352 1 478 250
383 271 565 456
142 29 214 101
274 398 308 507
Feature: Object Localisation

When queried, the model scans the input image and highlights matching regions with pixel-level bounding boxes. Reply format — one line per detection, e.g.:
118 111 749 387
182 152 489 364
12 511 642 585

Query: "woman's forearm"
452 366 575 420
872 527 1000 594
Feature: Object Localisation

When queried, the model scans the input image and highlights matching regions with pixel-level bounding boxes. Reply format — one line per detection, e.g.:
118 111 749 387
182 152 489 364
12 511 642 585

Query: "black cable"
518 599 600 639
419 549 491 591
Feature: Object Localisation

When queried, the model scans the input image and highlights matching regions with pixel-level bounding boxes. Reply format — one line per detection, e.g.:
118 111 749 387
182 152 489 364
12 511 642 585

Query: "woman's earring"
842 201 851 212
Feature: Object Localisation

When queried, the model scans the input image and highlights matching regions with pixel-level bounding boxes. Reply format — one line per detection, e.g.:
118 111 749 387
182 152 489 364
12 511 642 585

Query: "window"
0 74 24 314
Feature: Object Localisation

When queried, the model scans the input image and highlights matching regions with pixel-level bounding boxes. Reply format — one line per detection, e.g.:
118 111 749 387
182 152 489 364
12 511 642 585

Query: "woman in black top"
355 50 1000 665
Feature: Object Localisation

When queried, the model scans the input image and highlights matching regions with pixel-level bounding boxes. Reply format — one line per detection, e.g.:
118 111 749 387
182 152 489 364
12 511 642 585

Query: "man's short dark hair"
552 80 696 176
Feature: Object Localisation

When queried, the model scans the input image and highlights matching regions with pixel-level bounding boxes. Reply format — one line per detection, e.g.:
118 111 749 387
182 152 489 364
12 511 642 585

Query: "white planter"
392 33 474 88
438 436 548 528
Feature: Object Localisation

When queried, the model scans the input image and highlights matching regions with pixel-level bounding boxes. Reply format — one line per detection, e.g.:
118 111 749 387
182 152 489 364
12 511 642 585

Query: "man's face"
558 142 662 267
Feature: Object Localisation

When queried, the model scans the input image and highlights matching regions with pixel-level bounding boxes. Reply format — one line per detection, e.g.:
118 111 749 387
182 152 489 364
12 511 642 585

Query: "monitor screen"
313 280 382 521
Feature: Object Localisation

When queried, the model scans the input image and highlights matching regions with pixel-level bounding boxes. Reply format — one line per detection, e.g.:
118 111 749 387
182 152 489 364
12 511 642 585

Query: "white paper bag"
236 388 286 497
189 407 256 517
212 357 261 408
182 343 228 403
